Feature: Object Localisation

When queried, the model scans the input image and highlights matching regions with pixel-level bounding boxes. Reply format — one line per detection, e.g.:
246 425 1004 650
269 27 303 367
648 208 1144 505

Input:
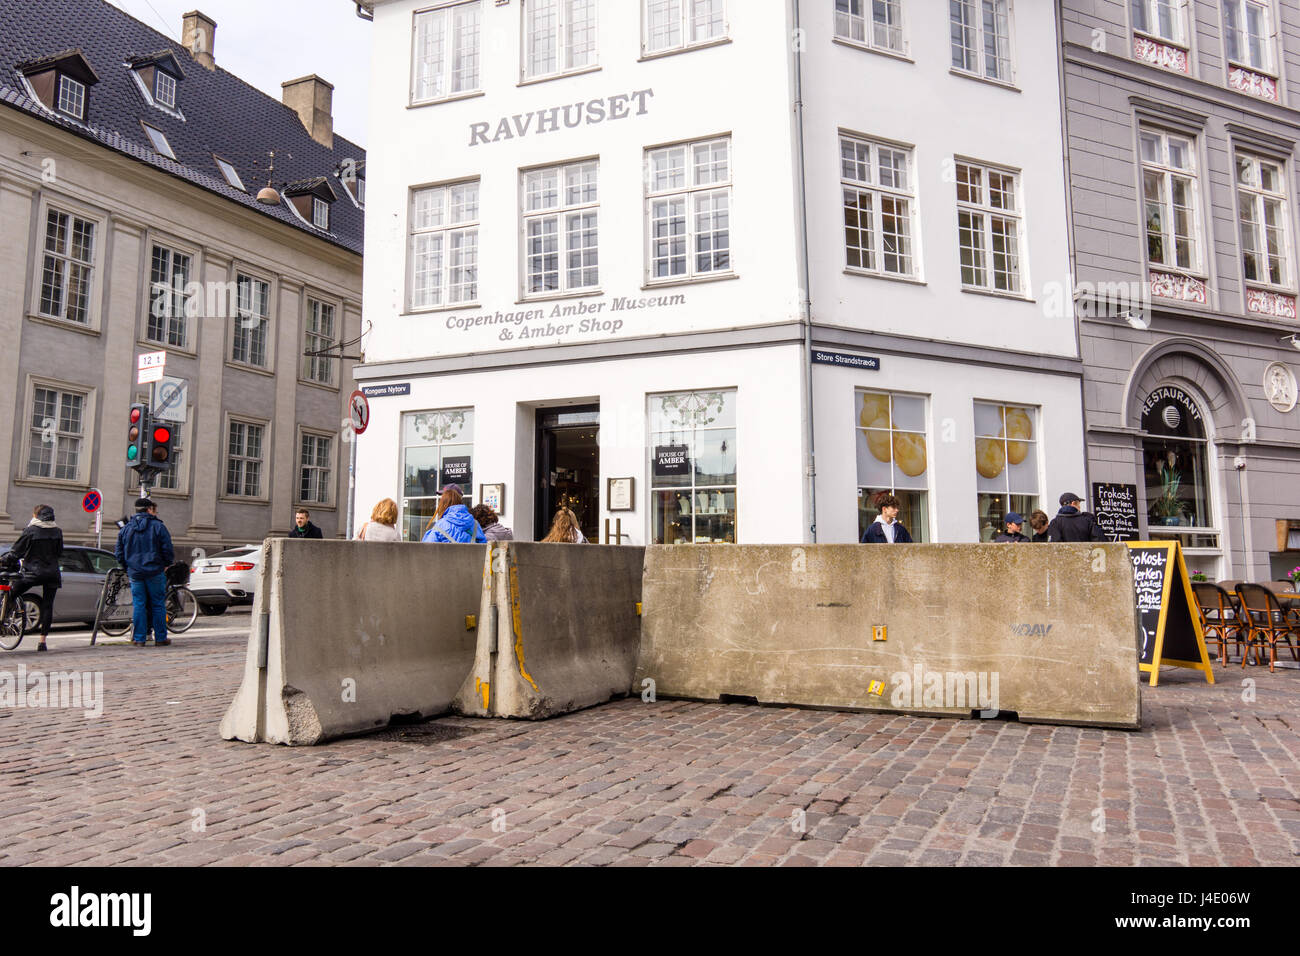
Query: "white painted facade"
354 0 1088 545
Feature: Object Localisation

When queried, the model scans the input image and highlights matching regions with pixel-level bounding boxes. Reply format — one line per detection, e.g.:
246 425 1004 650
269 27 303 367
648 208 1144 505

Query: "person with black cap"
1046 491 1106 542
992 512 1030 543
8 504 64 652
115 497 175 646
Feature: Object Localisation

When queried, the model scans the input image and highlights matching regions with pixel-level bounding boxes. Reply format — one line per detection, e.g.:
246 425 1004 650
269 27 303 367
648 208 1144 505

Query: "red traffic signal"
150 423 174 465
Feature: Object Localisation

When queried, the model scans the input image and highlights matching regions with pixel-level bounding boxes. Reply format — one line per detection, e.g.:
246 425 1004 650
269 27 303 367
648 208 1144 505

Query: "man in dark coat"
9 504 63 651
288 508 323 539
993 512 1030 543
861 493 914 543
1046 492 1106 542
115 497 175 646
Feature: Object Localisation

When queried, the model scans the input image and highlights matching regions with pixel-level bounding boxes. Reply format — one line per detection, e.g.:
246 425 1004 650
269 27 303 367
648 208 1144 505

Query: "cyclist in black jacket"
10 504 63 652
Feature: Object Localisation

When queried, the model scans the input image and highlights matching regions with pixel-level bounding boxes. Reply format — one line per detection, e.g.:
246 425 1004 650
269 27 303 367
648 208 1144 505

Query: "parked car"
0 545 122 628
189 545 262 615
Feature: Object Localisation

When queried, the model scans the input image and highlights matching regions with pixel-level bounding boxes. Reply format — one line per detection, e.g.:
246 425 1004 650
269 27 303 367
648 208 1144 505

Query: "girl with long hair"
541 507 585 544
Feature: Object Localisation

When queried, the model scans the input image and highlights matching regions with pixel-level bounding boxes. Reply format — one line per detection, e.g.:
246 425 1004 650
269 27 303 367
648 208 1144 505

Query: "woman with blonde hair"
356 498 401 541
541 507 586 544
421 484 486 543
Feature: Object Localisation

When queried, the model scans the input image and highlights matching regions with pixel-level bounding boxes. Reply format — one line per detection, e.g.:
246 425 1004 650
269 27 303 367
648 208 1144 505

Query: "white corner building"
352 0 1087 545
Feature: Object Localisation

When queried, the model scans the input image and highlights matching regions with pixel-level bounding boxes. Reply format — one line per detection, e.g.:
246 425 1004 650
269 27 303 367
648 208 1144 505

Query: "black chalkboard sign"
1126 541 1213 686
1094 482 1140 542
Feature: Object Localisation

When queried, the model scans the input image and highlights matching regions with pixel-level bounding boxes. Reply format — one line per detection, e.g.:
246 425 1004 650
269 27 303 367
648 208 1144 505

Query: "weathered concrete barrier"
454 542 644 719
220 539 486 745
635 544 1141 729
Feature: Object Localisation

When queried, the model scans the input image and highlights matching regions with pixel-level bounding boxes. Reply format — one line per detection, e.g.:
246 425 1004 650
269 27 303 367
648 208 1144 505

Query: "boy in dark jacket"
1046 492 1107 542
993 512 1030 543
861 493 914 543
9 504 63 651
115 497 175 646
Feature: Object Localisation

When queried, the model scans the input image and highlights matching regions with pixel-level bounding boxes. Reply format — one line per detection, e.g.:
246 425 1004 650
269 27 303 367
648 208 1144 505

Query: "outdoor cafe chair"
1192 582 1245 666
1235 584 1300 673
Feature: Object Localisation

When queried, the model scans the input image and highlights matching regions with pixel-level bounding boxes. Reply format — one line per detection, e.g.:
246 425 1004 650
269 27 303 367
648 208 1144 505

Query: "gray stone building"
0 2 365 555
1061 0 1300 581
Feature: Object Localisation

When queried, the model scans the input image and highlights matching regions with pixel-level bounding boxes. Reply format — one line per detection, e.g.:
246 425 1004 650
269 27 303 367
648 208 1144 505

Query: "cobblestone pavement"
0 620 1297 866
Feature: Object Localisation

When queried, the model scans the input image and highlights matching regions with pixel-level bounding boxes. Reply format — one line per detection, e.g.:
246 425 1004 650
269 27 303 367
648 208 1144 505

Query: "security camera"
1234 456 1247 470
1120 310 1150 331
1283 333 1300 351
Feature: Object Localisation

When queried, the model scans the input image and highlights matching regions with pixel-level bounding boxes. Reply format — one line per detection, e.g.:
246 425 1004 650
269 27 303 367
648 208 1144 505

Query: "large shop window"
973 401 1039 541
649 390 736 544
402 409 475 541
1141 386 1218 549
856 390 929 541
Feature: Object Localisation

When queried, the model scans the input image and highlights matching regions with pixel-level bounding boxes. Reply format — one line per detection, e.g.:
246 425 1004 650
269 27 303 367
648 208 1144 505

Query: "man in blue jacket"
115 497 175 646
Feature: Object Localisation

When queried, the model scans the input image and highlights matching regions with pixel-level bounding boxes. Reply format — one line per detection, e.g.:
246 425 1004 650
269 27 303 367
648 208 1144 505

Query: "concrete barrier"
220 539 486 745
635 544 1141 729
454 542 643 719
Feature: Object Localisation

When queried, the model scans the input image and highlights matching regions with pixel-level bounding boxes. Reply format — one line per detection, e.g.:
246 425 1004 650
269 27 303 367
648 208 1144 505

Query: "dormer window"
336 159 365 209
141 122 176 160
18 50 99 123
126 50 185 116
155 70 177 108
283 177 337 231
57 75 85 118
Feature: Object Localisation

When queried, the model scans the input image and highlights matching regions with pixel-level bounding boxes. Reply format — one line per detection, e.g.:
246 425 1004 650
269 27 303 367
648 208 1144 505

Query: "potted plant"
1150 463 1188 526
1189 570 1207 583
1288 566 1300 590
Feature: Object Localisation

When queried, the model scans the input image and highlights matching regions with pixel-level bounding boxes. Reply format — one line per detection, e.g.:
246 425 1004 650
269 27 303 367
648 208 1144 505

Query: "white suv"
189 545 262 615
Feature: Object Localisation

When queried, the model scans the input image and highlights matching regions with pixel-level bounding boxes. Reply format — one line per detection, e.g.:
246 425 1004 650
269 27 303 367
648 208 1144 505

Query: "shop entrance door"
535 405 600 542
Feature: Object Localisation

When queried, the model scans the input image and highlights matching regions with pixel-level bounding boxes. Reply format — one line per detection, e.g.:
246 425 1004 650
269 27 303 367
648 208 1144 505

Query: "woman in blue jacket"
421 485 486 543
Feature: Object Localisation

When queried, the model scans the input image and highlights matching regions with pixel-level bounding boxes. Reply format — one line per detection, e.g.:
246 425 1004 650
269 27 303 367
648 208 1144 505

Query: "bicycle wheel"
97 569 134 637
0 594 23 650
166 586 197 634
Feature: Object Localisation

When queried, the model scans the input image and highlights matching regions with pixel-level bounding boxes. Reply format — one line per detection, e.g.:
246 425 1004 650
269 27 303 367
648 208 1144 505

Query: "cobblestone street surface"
0 620 1297 866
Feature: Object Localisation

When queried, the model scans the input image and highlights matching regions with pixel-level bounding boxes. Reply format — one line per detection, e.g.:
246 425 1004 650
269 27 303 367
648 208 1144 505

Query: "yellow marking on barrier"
508 559 540 693
465 615 477 630
872 625 887 642
476 678 489 711
867 679 886 697
636 602 642 616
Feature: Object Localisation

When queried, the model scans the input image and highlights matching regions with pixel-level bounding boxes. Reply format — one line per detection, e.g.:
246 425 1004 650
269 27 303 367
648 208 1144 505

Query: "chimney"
282 75 335 149
182 10 216 70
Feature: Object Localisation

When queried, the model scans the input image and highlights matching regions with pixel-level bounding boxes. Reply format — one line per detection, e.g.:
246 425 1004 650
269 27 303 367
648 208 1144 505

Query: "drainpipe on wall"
793 0 817 542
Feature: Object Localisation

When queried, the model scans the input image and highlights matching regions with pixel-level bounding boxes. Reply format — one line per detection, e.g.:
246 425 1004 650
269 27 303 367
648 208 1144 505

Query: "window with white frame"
841 134 916 278
1131 0 1188 45
1140 128 1202 273
232 274 270 367
835 0 905 53
147 245 192 348
26 385 86 482
303 298 338 386
312 197 330 230
154 71 177 108
57 75 85 118
1235 152 1291 288
402 409 475 541
649 390 737 545
523 161 599 296
299 432 334 506
142 122 176 160
956 160 1023 293
38 207 97 325
410 181 479 309
646 137 731 282
1223 0 1275 72
412 1 482 103
856 389 930 542
525 0 597 79
950 0 1013 83
643 0 727 56
973 401 1039 541
225 419 265 498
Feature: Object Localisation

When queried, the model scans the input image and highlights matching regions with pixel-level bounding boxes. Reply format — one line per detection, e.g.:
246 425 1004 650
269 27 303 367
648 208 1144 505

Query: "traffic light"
149 422 174 470
126 404 148 467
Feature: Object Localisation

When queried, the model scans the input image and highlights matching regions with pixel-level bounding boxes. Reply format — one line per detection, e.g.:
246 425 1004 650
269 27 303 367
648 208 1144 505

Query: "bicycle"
0 560 26 651
95 564 197 641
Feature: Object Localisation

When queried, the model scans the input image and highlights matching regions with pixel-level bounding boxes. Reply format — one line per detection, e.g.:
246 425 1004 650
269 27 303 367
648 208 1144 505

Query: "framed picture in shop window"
607 477 634 511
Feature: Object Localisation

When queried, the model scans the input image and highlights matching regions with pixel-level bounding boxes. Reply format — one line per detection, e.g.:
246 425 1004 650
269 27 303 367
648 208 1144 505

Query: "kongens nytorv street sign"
469 89 655 146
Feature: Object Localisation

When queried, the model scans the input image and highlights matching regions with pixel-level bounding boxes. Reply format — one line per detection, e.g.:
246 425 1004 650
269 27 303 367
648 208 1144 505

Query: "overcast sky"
105 0 373 145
